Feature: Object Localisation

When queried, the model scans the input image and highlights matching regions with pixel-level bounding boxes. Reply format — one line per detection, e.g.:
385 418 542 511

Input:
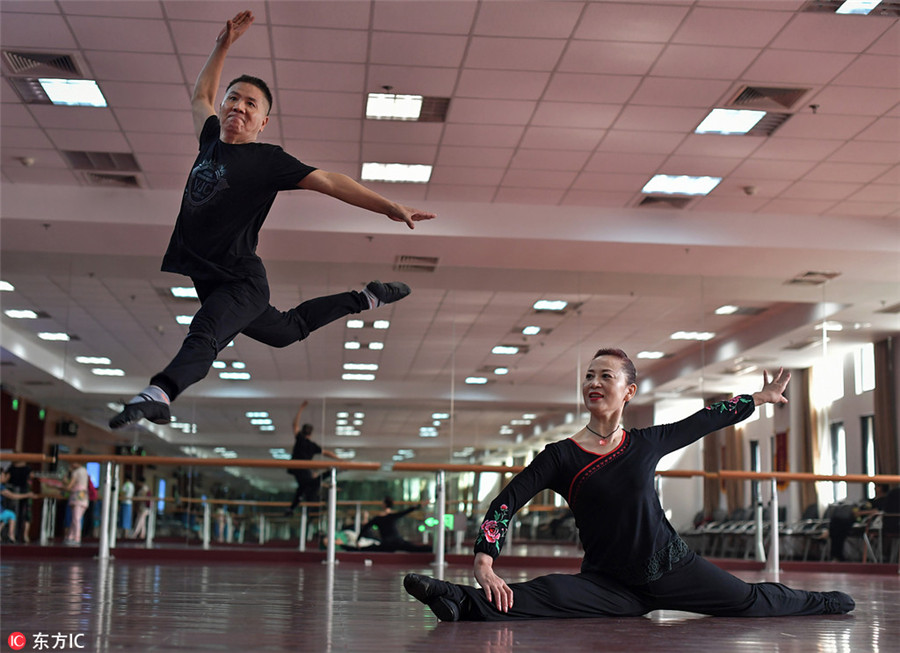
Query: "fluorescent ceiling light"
522 414 537 419
361 162 432 184
337 426 361 436
212 361 226 369
522 326 541 335
231 361 246 369
39 78 107 107
533 300 567 311
695 109 765 135
5 309 38 319
373 320 390 329
715 305 740 315
465 376 488 384
0 281 13 291
366 93 423 120
246 412 269 418
816 321 844 331
38 332 70 341
353 419 363 426
637 351 666 359
336 419 348 426
337 412 349 418
494 367 509 375
642 175 721 196
170 286 198 299
836 0 881 14
432 413 450 420
344 341 361 350
342 373 375 381
334 449 356 459
510 419 531 425
76 356 111 365
219 371 251 380
250 418 272 425
492 345 519 355
368 342 384 350
354 412 365 418
670 331 716 341
419 427 438 437
347 319 365 329
175 315 193 325
92 368 124 376
344 363 379 371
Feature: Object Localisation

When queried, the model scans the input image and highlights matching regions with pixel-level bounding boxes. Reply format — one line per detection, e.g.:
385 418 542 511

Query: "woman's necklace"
585 423 621 444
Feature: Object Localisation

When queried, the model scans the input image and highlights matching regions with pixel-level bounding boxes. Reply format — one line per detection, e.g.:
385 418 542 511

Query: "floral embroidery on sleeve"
475 504 510 554
706 395 753 414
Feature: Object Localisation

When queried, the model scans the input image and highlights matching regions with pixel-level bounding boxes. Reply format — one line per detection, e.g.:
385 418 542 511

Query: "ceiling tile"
128 132 201 156
828 140 900 164
288 140 359 163
0 104 37 128
544 73 641 104
874 165 900 184
135 152 196 174
360 143 437 165
63 1 164 18
770 13 893 53
363 121 444 145
780 180 862 201
455 69 550 100
169 19 271 58
1 166 79 185
572 171 650 192
429 166 505 186
427 185 496 203
531 102 620 130
650 44 761 79
280 118 360 142
613 105 707 132
473 1 582 38
268 0 370 29
743 50 856 85
85 51 185 84
464 37 566 71
277 90 361 120
271 26 368 62
673 134 766 159
370 32 468 68
803 162 891 183
447 98 537 125
67 16 174 53
806 85 900 116
502 169 577 189
868 20 900 55
100 82 191 110
559 40 664 75
510 149 590 171
758 197 836 214
826 201 898 217
113 108 193 135
493 187 564 204
673 6 793 48
365 65 459 97
833 55 900 88
630 77 733 108
372 0 477 35
730 158 816 180
0 11 77 49
750 137 843 161
561 189 636 207
576 2 690 42
440 124 524 148
660 155 741 177
518 126 604 151
856 116 900 142
436 146 513 168
599 130 686 155
584 151 667 174
848 184 900 202
275 61 365 93
774 113 876 140
45 128 130 151
28 105 118 132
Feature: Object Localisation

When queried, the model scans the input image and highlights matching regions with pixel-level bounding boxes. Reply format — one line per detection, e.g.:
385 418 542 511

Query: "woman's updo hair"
592 347 637 386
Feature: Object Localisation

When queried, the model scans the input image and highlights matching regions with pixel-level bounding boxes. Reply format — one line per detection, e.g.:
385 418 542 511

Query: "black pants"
457 552 837 621
289 471 322 512
151 275 368 400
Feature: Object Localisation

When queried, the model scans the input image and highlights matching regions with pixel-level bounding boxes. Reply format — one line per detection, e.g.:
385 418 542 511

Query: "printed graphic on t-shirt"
186 160 229 207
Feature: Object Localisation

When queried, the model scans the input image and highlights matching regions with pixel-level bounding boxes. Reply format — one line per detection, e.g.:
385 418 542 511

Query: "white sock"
128 385 169 405
362 287 381 309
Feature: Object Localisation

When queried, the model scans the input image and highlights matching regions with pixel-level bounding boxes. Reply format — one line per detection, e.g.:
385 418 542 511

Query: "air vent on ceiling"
637 196 693 210
64 151 141 172
418 97 451 123
785 270 841 286
393 255 439 273
532 302 581 316
746 112 792 137
876 301 900 314
726 86 810 111
2 50 81 77
801 0 900 16
783 337 822 351
83 172 142 188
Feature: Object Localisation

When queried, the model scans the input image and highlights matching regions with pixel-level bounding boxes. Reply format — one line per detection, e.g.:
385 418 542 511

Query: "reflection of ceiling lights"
492 345 519 355
533 300 567 311
465 376 488 384
670 331 716 341
695 108 765 134
642 175 721 196
637 351 666 359
836 0 882 15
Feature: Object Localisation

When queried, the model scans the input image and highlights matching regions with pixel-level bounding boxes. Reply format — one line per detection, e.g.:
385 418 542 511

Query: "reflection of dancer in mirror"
286 401 339 516
344 497 431 552
109 10 435 429
406 348 854 621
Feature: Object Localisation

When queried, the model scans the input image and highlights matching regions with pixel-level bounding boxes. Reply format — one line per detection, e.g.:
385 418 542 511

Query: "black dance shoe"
403 573 461 622
821 591 855 614
109 398 171 429
366 280 411 305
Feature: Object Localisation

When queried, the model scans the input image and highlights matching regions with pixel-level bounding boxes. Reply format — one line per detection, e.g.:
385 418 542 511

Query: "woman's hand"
752 367 791 406
474 552 514 613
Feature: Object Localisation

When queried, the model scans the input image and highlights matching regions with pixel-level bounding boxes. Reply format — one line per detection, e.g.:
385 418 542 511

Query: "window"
830 422 847 502
812 353 845 408
854 343 875 395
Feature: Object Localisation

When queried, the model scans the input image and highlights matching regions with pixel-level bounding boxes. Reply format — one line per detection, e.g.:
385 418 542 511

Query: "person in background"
345 497 431 553
1 468 35 543
285 401 340 516
120 473 135 536
64 462 89 546
131 477 151 540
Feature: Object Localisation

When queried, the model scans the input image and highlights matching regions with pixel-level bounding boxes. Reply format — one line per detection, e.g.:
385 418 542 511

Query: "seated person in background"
0 468 35 543
344 497 431 553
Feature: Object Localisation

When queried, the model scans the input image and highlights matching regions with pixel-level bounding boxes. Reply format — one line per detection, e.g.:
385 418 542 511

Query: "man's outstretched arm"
298 169 436 229
191 10 255 138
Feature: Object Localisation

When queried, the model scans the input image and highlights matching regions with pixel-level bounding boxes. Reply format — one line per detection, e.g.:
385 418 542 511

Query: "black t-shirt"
474 395 757 585
161 115 316 281
291 437 322 462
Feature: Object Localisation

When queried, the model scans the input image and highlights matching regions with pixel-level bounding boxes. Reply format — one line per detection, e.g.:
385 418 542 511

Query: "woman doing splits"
405 348 854 621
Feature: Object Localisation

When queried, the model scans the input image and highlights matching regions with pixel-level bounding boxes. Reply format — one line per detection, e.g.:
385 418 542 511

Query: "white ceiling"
1 1 898 488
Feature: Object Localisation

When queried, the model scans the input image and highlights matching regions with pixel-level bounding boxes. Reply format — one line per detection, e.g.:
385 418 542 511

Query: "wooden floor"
1 552 897 652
